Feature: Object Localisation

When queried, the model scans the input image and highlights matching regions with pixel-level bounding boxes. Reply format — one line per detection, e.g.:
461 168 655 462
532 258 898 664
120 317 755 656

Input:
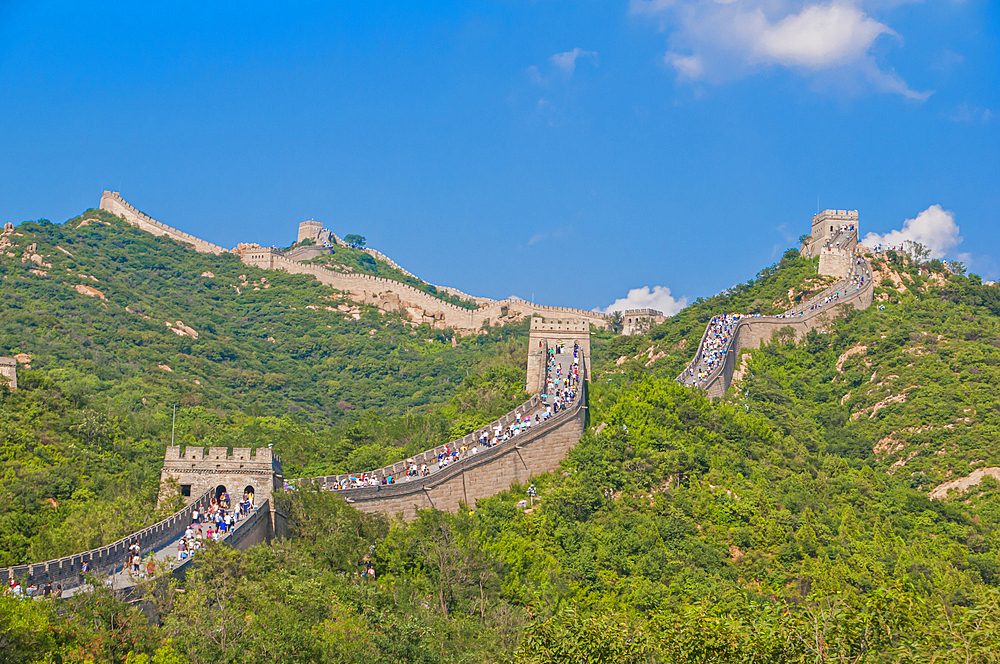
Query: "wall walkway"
296 350 586 520
99 192 229 255
243 248 610 331
680 257 874 399
1 489 215 592
99 191 608 331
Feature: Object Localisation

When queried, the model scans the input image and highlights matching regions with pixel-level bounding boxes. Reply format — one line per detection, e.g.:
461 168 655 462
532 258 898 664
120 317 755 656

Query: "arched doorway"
243 485 255 512
215 485 229 509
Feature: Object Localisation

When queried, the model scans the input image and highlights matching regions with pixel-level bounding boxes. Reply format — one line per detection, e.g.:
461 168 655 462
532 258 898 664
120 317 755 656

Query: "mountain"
5 218 1000 663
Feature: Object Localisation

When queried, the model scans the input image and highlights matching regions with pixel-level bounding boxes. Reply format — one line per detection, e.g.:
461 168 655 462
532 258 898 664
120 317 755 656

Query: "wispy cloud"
947 102 993 124
550 48 599 76
597 285 687 316
631 0 931 100
528 225 571 245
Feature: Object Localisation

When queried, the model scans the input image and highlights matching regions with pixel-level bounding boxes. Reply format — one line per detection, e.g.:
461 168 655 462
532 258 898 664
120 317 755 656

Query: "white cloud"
862 204 962 259
551 48 599 75
665 51 704 78
598 285 687 316
753 4 891 68
633 0 930 99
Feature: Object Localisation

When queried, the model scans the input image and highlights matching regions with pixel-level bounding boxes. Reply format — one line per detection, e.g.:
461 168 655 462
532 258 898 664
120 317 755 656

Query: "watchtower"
239 245 275 269
526 317 591 394
0 357 16 392
801 210 859 258
298 220 323 244
157 446 283 513
623 309 666 336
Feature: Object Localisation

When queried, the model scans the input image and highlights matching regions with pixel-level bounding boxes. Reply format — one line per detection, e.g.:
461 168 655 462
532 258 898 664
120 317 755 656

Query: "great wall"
678 209 873 399
99 191 610 332
0 196 873 591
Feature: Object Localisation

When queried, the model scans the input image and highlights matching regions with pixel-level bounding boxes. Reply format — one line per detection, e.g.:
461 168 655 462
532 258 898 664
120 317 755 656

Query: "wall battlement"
101 192 607 332
157 445 282 515
239 245 610 331
99 192 229 255
681 256 874 399
622 309 667 335
802 208 860 261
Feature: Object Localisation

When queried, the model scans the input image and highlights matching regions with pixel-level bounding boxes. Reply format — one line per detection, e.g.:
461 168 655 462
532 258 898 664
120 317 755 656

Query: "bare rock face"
74 284 107 300
165 321 199 339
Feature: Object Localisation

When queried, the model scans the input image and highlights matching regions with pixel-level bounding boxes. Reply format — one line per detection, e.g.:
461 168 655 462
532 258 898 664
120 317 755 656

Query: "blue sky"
1 1 997 313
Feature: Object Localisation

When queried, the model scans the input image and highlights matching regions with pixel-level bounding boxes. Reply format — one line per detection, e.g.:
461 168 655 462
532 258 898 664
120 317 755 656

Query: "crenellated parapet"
293 350 585 520
680 254 874 399
99 191 229 255
157 445 282 515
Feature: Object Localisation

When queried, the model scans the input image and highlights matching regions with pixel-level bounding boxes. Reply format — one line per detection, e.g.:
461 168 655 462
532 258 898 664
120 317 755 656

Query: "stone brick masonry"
310 390 587 520
157 446 283 511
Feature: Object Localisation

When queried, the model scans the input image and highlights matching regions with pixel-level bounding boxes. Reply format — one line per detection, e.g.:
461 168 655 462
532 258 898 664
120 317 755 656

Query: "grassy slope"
7 246 1000 661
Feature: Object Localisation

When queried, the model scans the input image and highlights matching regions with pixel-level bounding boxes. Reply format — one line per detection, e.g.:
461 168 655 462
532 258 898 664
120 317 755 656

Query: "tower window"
180 484 192 497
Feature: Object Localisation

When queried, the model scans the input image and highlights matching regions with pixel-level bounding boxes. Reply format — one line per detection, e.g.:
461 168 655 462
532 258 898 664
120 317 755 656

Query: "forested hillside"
6 226 1000 663
0 210 529 565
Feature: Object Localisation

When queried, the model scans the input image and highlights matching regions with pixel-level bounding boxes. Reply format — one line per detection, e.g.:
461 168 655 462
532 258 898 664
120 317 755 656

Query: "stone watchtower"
622 309 666 336
298 220 323 244
0 357 16 392
526 317 591 394
800 209 860 279
157 446 283 513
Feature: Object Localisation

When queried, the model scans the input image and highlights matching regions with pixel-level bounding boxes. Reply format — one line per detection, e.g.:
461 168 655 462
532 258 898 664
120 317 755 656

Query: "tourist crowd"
681 257 872 388
175 489 254 563
329 343 582 491
682 313 749 387
3 489 257 599
4 577 61 599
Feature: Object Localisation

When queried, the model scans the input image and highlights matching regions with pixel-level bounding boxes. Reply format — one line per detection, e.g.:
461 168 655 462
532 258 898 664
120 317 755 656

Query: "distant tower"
297 220 322 244
0 357 15 392
800 209 859 279
622 309 667 336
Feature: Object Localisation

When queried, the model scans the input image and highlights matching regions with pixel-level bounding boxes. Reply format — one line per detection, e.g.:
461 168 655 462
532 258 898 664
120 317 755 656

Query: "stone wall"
304 390 586 520
240 247 610 331
0 356 16 392
0 489 214 591
100 192 607 332
99 191 229 255
700 264 874 399
623 309 667 336
298 220 323 244
819 247 853 279
803 209 859 258
526 317 591 394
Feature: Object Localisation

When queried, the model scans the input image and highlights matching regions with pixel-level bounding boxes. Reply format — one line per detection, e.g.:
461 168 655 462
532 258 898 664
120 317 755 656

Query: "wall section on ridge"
99 191 229 255
702 273 874 399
